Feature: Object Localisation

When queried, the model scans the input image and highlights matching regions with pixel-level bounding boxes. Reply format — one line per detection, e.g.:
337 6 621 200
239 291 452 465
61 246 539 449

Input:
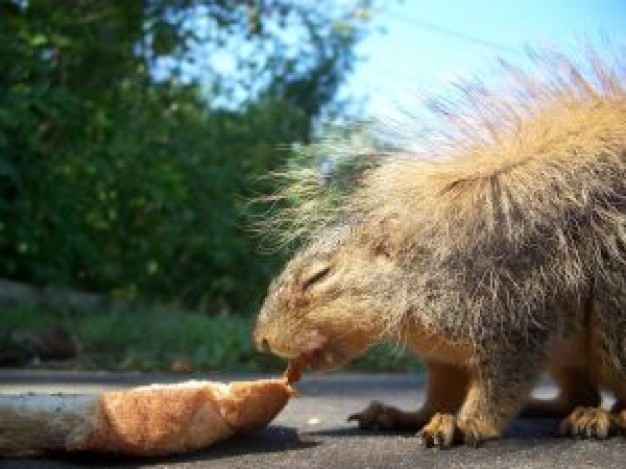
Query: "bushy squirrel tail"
256 47 626 252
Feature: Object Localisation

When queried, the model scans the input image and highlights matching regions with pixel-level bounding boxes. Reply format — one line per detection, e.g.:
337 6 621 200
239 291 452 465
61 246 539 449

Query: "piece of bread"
0 377 295 457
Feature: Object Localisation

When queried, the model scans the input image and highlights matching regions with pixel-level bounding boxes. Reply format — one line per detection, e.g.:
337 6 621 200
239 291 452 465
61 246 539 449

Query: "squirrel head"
254 222 402 371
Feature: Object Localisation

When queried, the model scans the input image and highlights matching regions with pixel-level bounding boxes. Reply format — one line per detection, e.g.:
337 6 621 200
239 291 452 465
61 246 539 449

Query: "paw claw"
348 401 396 431
417 433 435 448
417 413 457 449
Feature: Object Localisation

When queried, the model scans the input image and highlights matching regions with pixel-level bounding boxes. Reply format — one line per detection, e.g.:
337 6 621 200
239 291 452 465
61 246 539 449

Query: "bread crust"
0 378 293 457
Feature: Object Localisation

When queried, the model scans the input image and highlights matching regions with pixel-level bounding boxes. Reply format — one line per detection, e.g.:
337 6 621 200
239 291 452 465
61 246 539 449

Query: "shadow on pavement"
175 425 319 462
1 426 317 468
304 418 562 441
305 426 408 438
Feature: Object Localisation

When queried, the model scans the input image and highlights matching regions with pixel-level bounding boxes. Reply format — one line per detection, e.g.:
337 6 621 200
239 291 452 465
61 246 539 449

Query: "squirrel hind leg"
559 407 616 439
556 342 625 438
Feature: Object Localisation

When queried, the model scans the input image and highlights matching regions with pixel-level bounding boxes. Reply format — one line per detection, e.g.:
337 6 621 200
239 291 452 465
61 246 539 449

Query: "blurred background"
1 0 624 373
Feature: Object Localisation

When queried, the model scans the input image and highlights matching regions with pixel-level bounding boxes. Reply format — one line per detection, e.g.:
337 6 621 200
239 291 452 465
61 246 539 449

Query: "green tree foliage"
0 0 371 312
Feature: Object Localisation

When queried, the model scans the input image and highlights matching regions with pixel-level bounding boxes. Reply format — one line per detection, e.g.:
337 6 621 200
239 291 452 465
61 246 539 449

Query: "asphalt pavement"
0 370 624 469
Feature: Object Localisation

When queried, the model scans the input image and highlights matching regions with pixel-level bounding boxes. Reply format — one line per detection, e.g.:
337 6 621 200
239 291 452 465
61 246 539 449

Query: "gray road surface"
0 370 623 469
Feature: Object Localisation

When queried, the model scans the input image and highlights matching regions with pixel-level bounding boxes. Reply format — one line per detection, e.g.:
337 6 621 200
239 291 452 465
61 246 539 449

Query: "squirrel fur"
254 50 626 447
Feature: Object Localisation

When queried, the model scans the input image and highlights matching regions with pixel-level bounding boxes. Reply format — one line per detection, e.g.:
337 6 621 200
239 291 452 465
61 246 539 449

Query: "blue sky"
344 0 626 119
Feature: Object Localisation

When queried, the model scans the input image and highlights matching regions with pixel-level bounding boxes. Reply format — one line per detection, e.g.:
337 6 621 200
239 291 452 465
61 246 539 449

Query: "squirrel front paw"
417 413 500 448
348 401 426 431
348 401 400 430
559 407 615 439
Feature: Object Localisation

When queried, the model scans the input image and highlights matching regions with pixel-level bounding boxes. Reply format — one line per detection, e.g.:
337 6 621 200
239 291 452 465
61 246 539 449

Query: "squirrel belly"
254 50 626 447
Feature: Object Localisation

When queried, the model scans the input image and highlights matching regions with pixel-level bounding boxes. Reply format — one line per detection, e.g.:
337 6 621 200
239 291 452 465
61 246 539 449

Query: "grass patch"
1 305 423 373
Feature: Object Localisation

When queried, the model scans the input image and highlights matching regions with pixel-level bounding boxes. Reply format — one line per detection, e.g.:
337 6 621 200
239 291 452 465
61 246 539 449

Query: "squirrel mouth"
259 332 343 371
297 343 344 371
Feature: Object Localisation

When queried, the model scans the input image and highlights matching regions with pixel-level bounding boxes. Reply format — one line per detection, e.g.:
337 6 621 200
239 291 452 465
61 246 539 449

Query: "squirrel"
253 50 626 448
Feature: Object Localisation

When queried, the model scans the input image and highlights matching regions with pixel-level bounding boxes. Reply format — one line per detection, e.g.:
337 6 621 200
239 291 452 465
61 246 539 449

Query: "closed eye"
301 267 331 292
